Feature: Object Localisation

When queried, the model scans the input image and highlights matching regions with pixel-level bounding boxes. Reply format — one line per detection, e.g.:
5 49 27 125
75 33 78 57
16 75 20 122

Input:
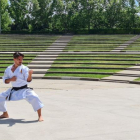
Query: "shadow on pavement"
0 118 38 127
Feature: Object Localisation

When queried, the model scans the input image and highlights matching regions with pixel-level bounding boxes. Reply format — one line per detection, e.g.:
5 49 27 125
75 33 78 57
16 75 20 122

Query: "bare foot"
0 112 9 118
38 116 44 122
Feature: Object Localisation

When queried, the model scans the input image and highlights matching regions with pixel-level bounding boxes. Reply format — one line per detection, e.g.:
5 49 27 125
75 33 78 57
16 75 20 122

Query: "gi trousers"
0 88 44 112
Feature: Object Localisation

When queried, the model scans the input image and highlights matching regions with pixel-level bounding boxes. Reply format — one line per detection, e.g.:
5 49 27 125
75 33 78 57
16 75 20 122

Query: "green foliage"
1 0 12 31
1 0 140 32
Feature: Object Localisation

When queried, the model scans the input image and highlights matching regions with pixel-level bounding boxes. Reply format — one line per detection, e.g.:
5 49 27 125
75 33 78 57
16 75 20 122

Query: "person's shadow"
0 118 38 127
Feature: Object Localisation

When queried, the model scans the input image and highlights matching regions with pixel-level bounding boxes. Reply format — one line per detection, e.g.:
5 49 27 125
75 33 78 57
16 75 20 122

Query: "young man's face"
14 56 23 66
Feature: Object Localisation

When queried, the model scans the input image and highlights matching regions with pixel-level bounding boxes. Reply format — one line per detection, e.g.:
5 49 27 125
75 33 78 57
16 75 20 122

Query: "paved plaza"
0 79 140 140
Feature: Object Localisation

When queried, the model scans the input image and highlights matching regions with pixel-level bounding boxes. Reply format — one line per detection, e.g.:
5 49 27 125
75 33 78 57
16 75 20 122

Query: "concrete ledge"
0 66 135 70
0 62 136 66
62 77 80 80
28 66 126 69
0 58 33 61
0 76 139 84
0 66 139 71
34 76 127 83
1 52 140 54
42 76 100 81
33 71 47 74
32 58 140 61
100 79 129 83
126 68 140 71
52 56 140 58
1 71 139 77
114 73 140 77
46 71 114 75
47 63 134 65
129 81 140 84
30 66 140 70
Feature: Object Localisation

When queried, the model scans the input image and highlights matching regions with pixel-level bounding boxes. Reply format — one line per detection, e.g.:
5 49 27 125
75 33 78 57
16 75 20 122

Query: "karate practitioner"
0 52 44 122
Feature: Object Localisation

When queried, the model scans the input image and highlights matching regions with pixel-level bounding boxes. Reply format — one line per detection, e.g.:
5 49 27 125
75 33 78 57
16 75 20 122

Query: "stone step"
30 61 54 63
35 56 58 58
32 59 56 61
37 55 58 57
32 74 45 77
100 79 128 83
32 69 48 72
26 35 72 79
44 50 63 52
2 52 140 54
35 57 57 59
33 70 48 74
117 70 140 74
46 48 65 50
53 41 71 43
103 76 138 81
104 64 140 81
40 52 61 54
129 65 140 69
47 46 66 48
111 35 140 52
32 58 140 61
34 58 56 60
113 73 140 76
28 64 51 67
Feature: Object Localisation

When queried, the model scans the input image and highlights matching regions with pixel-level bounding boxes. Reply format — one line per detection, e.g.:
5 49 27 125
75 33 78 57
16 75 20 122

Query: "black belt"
12 85 28 91
7 85 33 101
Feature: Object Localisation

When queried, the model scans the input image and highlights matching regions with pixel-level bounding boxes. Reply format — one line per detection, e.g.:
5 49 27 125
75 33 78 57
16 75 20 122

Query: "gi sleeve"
2 68 9 83
23 66 31 82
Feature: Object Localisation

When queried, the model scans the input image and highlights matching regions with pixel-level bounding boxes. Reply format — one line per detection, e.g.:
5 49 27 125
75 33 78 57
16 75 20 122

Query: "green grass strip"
45 73 110 79
134 77 140 81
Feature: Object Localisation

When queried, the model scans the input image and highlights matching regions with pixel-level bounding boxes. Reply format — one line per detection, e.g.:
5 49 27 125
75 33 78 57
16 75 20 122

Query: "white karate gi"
0 64 44 112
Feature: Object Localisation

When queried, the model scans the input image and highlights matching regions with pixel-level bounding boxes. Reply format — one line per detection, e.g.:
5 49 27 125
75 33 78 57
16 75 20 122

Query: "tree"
31 0 53 31
9 0 29 30
3 0 140 32
1 0 11 31
9 0 39 30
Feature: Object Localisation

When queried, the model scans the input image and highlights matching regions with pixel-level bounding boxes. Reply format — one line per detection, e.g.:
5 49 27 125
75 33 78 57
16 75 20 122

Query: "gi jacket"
3 64 30 87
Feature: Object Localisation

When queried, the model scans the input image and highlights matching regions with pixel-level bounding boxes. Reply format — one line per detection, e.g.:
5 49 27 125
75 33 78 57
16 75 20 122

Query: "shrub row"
2 29 140 34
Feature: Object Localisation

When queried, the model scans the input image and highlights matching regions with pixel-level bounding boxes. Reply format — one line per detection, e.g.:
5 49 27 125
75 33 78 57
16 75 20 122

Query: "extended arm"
27 70 33 82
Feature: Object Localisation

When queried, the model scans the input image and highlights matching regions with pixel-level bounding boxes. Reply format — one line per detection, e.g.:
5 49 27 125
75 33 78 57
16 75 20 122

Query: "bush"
2 28 140 34
75 28 140 34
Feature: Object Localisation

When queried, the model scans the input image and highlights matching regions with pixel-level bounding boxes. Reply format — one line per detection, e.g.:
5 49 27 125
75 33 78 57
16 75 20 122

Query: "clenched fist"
11 76 17 81
29 70 33 75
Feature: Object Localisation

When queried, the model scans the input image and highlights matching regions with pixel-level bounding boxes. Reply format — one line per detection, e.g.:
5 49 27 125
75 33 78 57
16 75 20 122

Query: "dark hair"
13 52 24 59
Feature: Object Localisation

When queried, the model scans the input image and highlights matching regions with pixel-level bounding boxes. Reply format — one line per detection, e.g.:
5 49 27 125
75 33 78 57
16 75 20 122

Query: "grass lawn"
65 35 135 52
54 61 140 64
0 73 3 76
0 34 59 76
0 34 139 80
124 37 140 51
45 52 140 79
45 73 111 79
0 35 59 52
134 77 140 81
56 56 140 60
46 68 120 73
52 64 131 68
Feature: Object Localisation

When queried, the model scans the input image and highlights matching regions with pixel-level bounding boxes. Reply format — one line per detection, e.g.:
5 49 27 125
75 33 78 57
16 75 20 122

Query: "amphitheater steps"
111 35 140 52
1 35 140 84
27 35 73 78
30 61 54 64
102 65 140 82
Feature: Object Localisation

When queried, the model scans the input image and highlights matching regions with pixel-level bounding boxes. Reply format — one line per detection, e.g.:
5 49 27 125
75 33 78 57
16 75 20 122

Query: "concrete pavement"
1 79 140 140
